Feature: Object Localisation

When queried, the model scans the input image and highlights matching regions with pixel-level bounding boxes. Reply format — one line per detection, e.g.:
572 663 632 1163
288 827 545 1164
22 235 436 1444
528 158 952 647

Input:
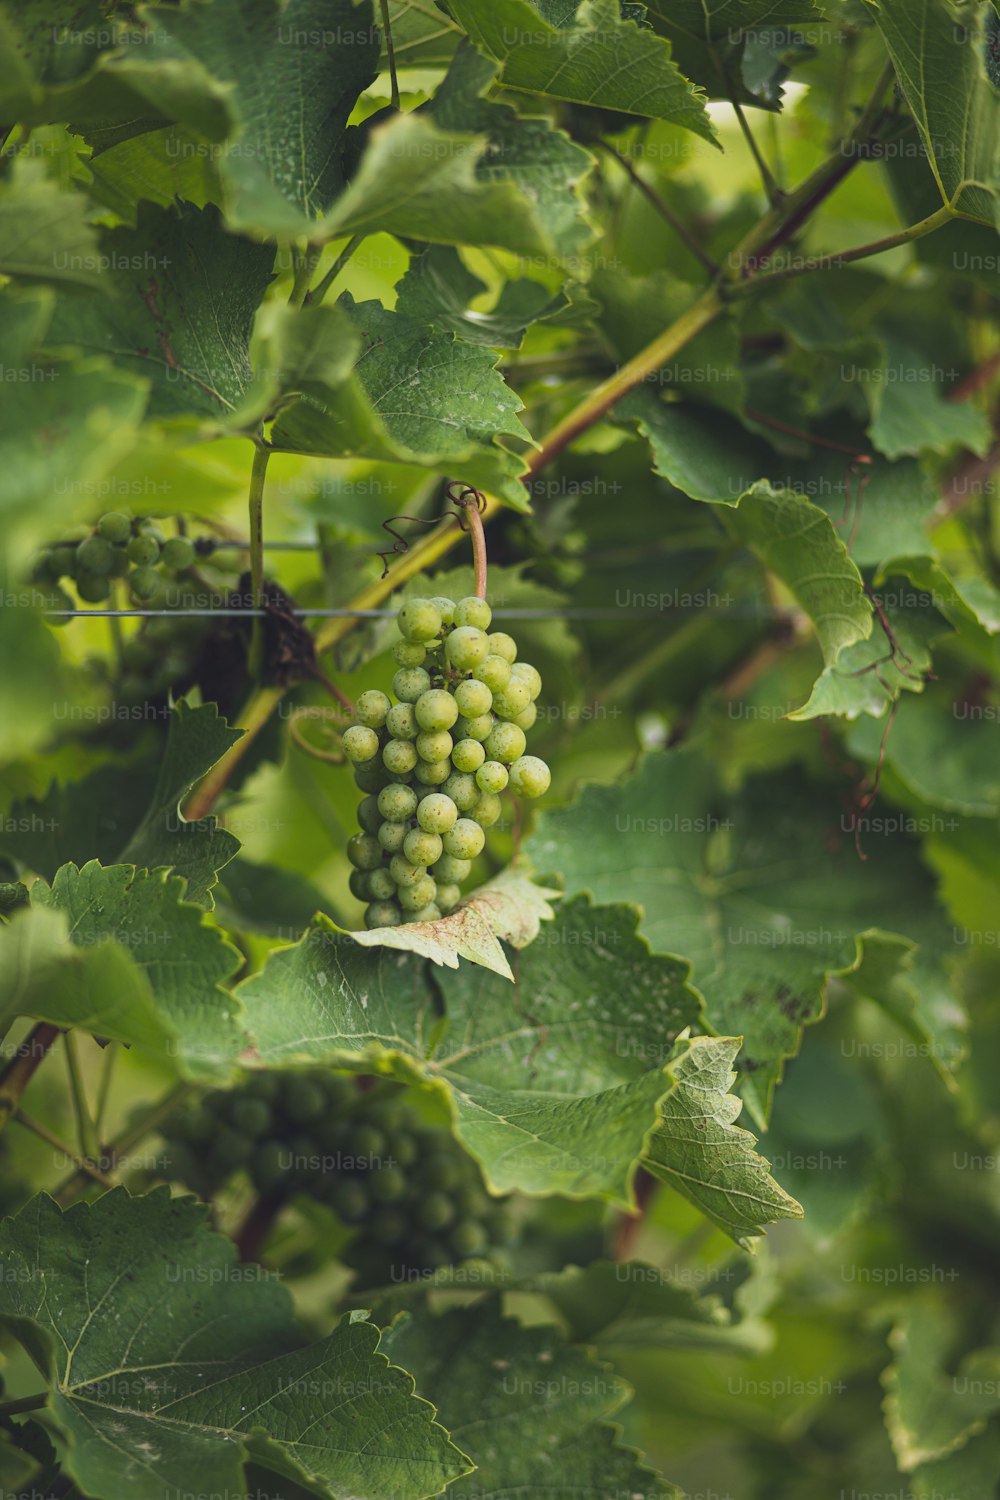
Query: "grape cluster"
34 512 196 612
161 1073 512 1279
343 594 551 928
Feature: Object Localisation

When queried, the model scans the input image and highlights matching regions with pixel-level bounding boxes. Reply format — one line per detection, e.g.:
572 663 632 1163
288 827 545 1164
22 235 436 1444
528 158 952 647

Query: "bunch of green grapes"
161 1073 513 1279
342 594 551 928
34 511 196 611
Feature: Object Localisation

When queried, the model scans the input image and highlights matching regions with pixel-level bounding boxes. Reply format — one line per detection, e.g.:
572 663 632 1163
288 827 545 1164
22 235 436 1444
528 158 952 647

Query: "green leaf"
643 1036 804 1250
240 896 703 1204
85 125 225 222
46 201 275 423
119 701 243 906
449 0 717 141
883 1300 1000 1470
0 158 102 289
867 0 1000 224
235 299 364 430
381 1300 680 1500
0 1189 470 1500
847 690 1000 817
32 861 245 1076
346 868 560 979
395 246 570 349
270 293 531 507
644 0 822 107
0 764 157 881
788 592 941 721
866 337 992 461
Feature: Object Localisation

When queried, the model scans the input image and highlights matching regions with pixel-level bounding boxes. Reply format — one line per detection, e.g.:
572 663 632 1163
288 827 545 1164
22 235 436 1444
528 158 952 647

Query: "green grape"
390 1130 419 1166
491 679 532 719
445 625 490 670
46 587 74 625
386 701 418 739
138 520 165 544
442 818 485 859
442 772 479 812
378 783 418 821
514 703 538 732
357 795 382 835
453 595 493 630
419 1150 462 1190
351 1122 387 1160
108 547 130 579
366 900 402 928
245 1072 281 1102
371 1206 408 1243
285 1077 328 1123
342 725 380 763
475 654 512 692
398 875 437 911
48 544 77 578
508 755 551 798
389 855 424 887
331 1178 370 1222
392 639 426 668
450 1219 489 1257
431 854 471 884
383 738 418 775
128 564 161 600
410 902 441 921
451 738 485 774
97 511 131 544
213 1126 253 1170
475 792 502 828
487 631 517 663
76 571 112 603
355 689 392 728
454 1183 490 1216
161 535 195 571
414 758 450 785
368 867 397 901
354 762 388 793
392 667 431 703
347 833 383 870
348 868 372 901
476 760 508 794
454 678 492 718
510 661 542 700
173 1104 214 1145
429 595 456 626
398 597 442 642
456 711 494 742
484 722 526 764
377 820 408 854
415 688 459 732
403 828 443 867
230 1097 273 1137
416 729 453 762
127 533 160 566
435 882 462 913
251 1140 287 1193
416 792 458 834
76 534 115 576
370 1164 408 1202
417 1192 455 1231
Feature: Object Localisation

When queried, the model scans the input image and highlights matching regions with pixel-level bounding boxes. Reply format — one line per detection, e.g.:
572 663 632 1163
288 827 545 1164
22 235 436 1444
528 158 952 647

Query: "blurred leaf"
883 1299 1000 1469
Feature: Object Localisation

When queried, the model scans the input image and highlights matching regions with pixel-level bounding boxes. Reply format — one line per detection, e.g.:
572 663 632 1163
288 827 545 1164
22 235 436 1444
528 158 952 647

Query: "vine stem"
247 439 271 681
304 234 365 308
53 1079 194 1205
13 1111 115 1189
459 494 488 598
0 1023 61 1134
599 142 720 275
0 1392 48 1418
63 1031 101 1163
379 0 400 110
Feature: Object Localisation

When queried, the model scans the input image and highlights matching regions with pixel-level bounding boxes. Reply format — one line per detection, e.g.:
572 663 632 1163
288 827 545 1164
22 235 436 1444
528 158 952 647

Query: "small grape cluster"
161 1073 512 1278
34 511 196 611
342 594 551 928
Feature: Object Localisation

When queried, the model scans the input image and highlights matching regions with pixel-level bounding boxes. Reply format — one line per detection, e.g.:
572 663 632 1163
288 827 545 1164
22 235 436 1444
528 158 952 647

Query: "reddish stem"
0 1023 61 1131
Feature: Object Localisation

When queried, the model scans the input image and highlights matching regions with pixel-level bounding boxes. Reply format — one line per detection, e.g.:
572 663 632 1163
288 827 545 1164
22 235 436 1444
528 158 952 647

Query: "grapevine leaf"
644 0 822 107
0 159 102 289
85 125 225 221
216 858 335 939
909 1428 1000 1500
526 748 952 1122
884 555 1000 655
882 1300 1000 1470
643 1037 804 1250
345 869 560 979
32 861 245 1076
235 300 364 431
847 691 1000 817
119 701 243 907
788 595 942 721
379 0 465 67
866 338 992 461
0 764 158 881
866 0 1000 224
449 0 717 141
0 605 74 766
240 896 704 1204
0 1189 470 1500
0 0 154 131
46 201 275 423
381 1300 680 1500
395 246 569 349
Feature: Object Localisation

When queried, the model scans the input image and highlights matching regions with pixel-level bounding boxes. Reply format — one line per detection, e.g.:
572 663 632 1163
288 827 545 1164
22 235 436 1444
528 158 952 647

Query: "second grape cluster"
343 594 550 929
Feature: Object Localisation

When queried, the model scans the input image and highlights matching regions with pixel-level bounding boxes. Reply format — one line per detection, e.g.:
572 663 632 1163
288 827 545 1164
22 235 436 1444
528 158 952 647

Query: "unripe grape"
450 1219 489 1257
442 818 485 859
431 855 471 884
386 702 418 739
76 571 112 602
429 595 456 626
509 755 551 798
137 520 165 544
161 535 195 571
484 723 526 764
415 689 459 732
457 712 494 742
98 511 131 544
475 654 512 692
378 820 408 854
510 662 542 701
492 679 532 719
378 783 418 821
451 738 485 774
48 544 77 578
398 598 442 642
417 793 458 834
414 758 450 785
355 689 392 728
371 1207 408 1243
418 1192 455 1231
454 678 492 718
419 1150 461 1190
231 1097 273 1137
436 883 462 913
285 1077 327 1123
475 792 502 828
343 725 380 763
410 902 442 922
398 875 437 911
442 772 479 812
349 869 372 901
128 566 162 601
445 625 489 670
331 1178 369 1222
514 703 537 732
368 868 397 901
454 595 492 630
107 547 129 578
77 535 115 576
392 639 426 668
476 760 508 794
416 729 453 763
371 1164 408 1202
358 795 382 835
390 855 424 886
392 667 431 703
403 828 443 867
366 900 402 928
383 739 418 775
127 533 160 566
347 833 383 870
487 631 517 663
354 762 388 793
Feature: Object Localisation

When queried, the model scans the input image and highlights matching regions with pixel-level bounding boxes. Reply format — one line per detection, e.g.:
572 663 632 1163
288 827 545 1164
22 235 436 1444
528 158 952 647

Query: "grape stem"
247 438 271 681
234 1189 285 1264
453 488 488 598
0 1023 61 1134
